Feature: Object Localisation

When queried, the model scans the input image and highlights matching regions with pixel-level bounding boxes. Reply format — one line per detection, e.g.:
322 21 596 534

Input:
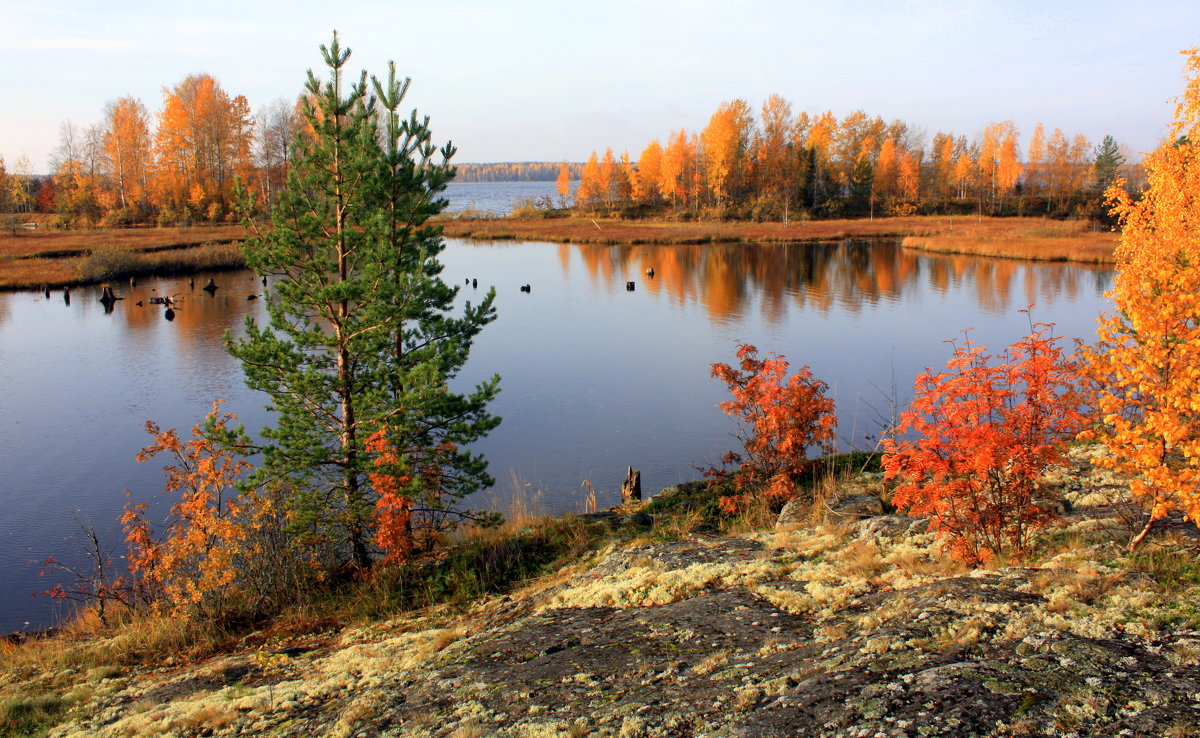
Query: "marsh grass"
442 215 1117 264
900 219 1116 263
0 225 247 289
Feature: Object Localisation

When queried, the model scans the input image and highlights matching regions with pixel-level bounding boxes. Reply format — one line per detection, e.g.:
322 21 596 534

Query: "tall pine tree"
230 35 499 568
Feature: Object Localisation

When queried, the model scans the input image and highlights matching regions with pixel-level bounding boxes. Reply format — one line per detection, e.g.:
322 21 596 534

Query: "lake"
443 180 570 215
0 235 1113 632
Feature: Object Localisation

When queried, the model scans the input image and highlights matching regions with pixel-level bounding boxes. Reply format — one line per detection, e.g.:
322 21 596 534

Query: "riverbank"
5 448 1200 736
441 215 1119 264
0 225 247 290
0 216 1117 291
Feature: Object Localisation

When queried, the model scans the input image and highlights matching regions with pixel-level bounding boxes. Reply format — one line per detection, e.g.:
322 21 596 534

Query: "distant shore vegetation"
0 74 1141 232
565 96 1141 222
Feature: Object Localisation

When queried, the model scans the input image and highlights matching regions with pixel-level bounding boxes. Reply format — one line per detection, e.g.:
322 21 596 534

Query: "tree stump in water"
621 466 642 505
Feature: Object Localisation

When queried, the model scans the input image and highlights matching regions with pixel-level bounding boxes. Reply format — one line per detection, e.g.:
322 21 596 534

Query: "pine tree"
229 35 500 568
1093 134 1126 191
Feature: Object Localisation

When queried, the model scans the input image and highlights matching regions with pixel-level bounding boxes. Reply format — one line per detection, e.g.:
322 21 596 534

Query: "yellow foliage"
1081 47 1200 546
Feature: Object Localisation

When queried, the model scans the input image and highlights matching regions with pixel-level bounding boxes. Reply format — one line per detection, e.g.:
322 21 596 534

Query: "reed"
441 215 1118 264
0 225 247 290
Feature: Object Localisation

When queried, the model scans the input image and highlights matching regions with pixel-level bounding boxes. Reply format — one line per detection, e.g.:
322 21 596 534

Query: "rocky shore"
11 448 1200 737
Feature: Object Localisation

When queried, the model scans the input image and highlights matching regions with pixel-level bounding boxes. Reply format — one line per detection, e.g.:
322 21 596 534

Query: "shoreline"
442 213 1118 264
0 215 1118 291
8 449 1200 736
0 224 248 291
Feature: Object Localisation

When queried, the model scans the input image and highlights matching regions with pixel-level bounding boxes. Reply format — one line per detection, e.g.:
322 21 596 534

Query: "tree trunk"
621 466 641 505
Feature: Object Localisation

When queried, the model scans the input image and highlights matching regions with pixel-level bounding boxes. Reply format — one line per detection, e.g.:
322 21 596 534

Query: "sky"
4 0 1200 174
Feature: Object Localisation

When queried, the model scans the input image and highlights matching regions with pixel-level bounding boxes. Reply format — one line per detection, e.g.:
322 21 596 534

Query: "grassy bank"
441 214 1119 264
901 218 1117 264
0 225 247 290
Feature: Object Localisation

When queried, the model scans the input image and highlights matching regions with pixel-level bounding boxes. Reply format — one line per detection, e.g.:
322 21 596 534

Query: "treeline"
574 96 1144 220
454 162 581 182
0 74 303 226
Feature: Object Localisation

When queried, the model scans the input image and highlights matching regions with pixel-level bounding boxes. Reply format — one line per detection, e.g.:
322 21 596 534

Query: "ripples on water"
0 237 1112 631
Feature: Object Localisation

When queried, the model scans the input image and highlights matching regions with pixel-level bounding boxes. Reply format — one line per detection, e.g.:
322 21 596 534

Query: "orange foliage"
555 161 571 204
882 319 1083 565
365 429 415 566
122 402 265 617
1080 47 1200 548
633 140 663 204
364 427 463 566
709 344 836 514
576 151 603 207
153 74 254 219
702 99 752 202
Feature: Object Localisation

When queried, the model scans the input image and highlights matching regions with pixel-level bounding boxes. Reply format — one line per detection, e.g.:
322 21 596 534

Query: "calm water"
0 237 1112 631
443 180 570 214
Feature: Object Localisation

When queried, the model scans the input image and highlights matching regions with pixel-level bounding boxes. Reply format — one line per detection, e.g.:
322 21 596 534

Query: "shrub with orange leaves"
365 429 415 566
708 343 837 514
364 427 500 566
1079 48 1200 549
122 401 275 618
882 320 1083 565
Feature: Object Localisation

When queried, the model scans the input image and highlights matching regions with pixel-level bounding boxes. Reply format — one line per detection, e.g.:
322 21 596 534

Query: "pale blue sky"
4 0 1198 173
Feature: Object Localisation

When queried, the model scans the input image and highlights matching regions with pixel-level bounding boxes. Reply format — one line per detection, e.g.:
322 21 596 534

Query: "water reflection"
562 240 1110 322
1 239 1115 633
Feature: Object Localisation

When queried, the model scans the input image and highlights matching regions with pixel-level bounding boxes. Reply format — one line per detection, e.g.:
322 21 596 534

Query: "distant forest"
453 162 582 182
0 70 1145 226
574 96 1145 220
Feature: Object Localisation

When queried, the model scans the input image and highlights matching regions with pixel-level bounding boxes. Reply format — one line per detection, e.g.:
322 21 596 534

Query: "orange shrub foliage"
709 344 837 514
365 427 466 566
882 320 1082 565
1080 48 1200 548
122 402 268 617
366 429 415 566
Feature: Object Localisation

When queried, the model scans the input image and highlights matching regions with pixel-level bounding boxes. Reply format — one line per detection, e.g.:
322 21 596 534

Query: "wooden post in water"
621 466 641 505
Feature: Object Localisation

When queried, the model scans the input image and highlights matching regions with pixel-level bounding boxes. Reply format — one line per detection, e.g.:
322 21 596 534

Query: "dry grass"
441 215 1118 264
0 225 247 289
901 218 1117 263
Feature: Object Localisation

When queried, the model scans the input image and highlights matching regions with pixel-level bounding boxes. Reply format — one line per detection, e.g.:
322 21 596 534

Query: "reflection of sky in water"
0 239 1112 631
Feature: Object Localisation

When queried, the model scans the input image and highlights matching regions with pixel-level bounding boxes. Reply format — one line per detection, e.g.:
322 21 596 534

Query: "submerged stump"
621 466 642 504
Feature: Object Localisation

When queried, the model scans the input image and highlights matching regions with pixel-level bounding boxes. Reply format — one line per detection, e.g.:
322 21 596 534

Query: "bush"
881 319 1082 565
707 343 837 515
78 249 145 281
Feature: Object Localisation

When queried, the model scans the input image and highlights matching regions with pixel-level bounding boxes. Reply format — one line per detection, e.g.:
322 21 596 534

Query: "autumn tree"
1081 48 1200 548
873 136 899 202
599 148 619 206
632 140 663 205
709 344 837 514
576 150 603 208
1025 123 1046 198
617 151 635 204
928 132 955 205
555 161 571 206
977 121 1020 213
228 35 500 569
659 128 692 208
883 320 1082 564
10 156 35 213
100 97 152 216
896 150 920 212
702 99 753 204
154 74 254 220
0 156 9 214
754 94 797 212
